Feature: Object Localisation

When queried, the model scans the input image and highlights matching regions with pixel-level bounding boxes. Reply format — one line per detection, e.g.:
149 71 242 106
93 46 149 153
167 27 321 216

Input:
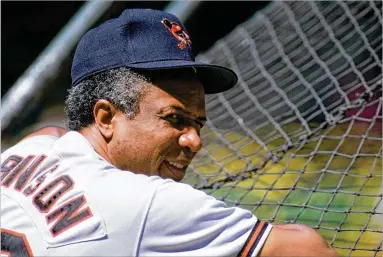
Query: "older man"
1 8 337 256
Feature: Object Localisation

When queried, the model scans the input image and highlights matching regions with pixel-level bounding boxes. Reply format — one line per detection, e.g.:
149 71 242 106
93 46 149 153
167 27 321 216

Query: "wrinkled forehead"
138 76 206 120
154 77 205 109
141 68 206 108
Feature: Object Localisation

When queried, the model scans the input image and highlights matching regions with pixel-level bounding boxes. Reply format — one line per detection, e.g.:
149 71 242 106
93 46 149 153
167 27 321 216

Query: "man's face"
110 77 206 181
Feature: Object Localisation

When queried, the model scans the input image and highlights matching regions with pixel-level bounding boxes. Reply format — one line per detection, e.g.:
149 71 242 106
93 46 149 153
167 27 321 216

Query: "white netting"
184 1 382 256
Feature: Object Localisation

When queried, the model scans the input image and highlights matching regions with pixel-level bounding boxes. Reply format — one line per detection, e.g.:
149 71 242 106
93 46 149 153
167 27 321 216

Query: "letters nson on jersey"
1 131 272 256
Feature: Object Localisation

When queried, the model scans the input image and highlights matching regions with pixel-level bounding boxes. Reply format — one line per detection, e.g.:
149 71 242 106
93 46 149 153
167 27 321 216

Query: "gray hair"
65 67 150 131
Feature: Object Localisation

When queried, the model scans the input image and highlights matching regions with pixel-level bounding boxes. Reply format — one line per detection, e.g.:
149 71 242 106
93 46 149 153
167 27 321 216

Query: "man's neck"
80 126 114 165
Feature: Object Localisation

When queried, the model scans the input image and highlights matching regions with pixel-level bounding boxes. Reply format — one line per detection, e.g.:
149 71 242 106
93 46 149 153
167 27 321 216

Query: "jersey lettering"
23 165 58 197
2 155 35 187
33 175 74 213
2 153 93 237
47 196 93 237
1 229 33 257
15 155 46 192
1 155 23 180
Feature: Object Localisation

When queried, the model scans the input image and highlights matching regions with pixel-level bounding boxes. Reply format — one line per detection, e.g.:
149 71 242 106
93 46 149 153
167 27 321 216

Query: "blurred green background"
185 119 382 257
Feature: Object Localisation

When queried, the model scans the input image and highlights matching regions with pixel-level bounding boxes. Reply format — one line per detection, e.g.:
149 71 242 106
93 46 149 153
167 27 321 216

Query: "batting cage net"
183 1 382 256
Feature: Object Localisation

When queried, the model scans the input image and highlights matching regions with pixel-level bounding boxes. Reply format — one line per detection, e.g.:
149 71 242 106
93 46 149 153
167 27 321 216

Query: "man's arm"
21 126 68 141
259 223 338 256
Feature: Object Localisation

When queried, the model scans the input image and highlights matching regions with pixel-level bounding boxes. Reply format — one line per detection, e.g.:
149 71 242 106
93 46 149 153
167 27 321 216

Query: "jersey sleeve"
138 179 272 256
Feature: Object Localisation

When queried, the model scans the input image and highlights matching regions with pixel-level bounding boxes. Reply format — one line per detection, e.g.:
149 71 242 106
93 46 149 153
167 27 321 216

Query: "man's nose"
179 127 202 153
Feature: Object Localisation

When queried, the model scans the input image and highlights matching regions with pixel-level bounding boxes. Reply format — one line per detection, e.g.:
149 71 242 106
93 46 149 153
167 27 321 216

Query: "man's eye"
165 114 203 130
166 114 185 125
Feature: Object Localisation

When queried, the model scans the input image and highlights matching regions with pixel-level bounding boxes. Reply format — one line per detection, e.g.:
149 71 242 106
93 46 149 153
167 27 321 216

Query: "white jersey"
1 131 272 256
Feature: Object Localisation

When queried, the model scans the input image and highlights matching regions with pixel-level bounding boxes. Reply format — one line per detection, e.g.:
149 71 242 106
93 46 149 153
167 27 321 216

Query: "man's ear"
93 99 117 140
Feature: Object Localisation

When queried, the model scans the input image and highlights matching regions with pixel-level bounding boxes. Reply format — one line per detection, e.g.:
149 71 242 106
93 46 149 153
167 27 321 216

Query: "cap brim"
127 60 238 94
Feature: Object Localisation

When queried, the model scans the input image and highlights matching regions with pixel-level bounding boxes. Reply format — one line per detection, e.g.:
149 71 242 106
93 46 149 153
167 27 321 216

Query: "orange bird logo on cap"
161 18 192 50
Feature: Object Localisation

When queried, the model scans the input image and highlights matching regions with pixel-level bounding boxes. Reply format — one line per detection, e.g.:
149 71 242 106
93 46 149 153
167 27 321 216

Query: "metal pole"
1 0 113 132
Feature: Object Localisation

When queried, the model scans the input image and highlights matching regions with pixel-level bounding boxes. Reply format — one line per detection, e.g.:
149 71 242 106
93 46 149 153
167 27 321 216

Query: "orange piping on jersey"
239 220 266 257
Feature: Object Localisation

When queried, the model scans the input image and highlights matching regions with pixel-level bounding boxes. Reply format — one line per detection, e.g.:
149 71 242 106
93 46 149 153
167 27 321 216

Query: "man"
1 8 338 256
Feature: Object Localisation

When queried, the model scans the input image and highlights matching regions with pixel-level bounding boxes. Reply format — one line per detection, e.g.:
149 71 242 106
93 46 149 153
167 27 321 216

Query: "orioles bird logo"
161 18 192 50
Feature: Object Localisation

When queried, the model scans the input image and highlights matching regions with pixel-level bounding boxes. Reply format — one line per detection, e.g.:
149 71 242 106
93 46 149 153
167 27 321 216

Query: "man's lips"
163 160 188 181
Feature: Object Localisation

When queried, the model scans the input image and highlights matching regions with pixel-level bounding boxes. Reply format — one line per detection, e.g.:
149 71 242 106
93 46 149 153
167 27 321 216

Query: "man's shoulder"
1 130 164 211
1 130 81 161
2 134 59 157
1 136 165 250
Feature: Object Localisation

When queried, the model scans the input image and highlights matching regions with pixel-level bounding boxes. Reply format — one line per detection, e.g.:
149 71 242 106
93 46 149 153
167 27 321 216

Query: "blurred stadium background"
2 1 382 256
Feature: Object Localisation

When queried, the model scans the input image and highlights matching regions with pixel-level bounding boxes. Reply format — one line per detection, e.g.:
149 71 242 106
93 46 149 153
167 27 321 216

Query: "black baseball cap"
71 8 238 94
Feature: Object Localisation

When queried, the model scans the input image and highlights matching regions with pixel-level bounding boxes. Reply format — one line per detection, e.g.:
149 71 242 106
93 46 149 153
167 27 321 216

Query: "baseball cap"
71 8 238 94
